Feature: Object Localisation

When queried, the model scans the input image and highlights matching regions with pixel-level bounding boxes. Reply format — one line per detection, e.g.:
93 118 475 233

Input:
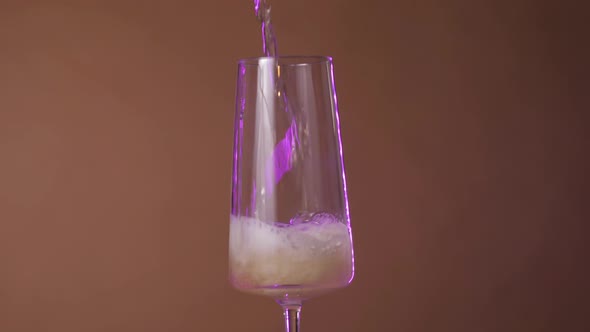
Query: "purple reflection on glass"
253 0 261 14
265 119 299 192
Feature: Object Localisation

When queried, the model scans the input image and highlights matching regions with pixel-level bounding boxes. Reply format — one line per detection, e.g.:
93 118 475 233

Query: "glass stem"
282 304 301 332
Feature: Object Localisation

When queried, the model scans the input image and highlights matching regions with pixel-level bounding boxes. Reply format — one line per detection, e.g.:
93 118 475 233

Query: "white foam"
229 215 353 289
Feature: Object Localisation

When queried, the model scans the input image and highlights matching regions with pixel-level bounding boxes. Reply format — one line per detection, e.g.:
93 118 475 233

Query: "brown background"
0 1 587 331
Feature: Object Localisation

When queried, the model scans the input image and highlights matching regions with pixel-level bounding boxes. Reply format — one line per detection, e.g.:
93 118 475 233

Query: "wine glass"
229 56 354 332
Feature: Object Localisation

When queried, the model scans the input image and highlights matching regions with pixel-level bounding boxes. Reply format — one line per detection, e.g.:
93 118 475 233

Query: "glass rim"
237 55 333 67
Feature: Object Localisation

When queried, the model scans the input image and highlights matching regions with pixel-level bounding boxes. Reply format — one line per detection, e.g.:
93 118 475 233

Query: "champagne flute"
229 55 354 332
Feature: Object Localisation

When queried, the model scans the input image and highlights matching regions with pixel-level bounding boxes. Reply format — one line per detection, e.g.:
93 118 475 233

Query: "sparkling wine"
229 214 353 300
